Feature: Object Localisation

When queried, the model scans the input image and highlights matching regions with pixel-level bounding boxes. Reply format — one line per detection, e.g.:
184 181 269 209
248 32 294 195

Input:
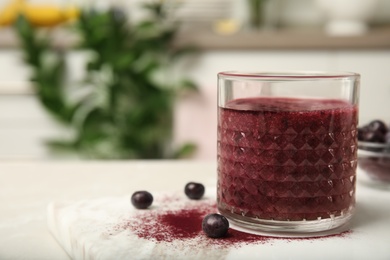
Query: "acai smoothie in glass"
217 71 360 236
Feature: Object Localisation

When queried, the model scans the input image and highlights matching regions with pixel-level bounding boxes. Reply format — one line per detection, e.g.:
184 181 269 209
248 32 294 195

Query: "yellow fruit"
213 19 240 35
21 5 80 27
0 0 80 27
22 5 67 27
0 0 25 26
63 6 80 21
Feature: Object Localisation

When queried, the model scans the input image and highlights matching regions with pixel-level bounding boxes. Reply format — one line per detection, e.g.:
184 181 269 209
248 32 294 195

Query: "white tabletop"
1 161 389 260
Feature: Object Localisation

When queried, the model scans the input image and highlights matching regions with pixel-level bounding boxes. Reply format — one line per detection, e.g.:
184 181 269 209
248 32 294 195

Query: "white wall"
0 95 63 159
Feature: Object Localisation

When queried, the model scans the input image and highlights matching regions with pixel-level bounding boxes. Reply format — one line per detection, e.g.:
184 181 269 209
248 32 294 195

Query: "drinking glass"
217 71 360 236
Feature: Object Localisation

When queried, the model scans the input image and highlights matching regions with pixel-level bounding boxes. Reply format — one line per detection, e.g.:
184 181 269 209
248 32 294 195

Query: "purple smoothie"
217 97 358 221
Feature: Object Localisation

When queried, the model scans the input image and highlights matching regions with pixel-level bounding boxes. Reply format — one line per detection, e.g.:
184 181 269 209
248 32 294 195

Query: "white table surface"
1 161 390 260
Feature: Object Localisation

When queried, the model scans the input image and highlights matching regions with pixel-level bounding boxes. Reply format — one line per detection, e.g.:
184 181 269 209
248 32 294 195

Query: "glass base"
219 208 354 238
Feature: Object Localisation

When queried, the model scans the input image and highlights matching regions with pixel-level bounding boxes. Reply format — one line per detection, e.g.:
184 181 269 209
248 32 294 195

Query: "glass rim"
218 71 360 80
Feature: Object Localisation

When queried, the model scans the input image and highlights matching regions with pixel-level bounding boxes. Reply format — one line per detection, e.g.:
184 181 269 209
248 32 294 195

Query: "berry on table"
202 213 229 238
184 182 205 200
131 191 153 209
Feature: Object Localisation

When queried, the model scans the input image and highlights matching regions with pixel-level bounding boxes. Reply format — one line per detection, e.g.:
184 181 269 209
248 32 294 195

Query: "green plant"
247 0 268 29
15 1 198 159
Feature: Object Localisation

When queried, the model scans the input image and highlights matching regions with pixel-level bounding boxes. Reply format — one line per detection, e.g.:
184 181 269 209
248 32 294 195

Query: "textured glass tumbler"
217 71 360 236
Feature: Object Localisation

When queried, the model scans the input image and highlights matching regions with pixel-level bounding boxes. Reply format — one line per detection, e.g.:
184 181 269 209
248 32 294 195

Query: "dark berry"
363 131 385 143
184 182 205 200
357 127 368 141
368 120 388 136
202 213 229 238
386 132 390 144
131 191 153 209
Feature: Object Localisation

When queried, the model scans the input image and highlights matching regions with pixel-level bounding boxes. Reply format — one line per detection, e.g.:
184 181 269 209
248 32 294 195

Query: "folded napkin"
47 190 353 260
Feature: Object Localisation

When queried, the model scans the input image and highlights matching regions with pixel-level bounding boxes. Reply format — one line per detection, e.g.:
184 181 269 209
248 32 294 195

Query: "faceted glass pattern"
217 98 358 222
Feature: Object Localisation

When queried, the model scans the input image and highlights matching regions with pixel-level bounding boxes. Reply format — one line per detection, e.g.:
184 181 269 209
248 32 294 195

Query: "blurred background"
0 0 390 161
